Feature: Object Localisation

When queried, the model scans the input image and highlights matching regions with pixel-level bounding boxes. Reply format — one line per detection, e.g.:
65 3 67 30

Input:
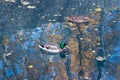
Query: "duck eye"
41 45 44 47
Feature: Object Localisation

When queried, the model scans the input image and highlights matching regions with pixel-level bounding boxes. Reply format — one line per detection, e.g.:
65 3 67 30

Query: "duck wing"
39 45 60 53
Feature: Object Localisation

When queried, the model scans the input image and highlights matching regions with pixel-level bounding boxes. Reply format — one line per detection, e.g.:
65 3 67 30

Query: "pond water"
0 0 120 80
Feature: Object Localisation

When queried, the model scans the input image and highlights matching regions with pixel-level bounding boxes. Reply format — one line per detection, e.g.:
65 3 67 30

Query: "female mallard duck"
66 16 95 23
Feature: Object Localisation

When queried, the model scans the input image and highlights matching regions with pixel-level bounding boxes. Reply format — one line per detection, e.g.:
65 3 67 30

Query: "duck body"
39 44 63 54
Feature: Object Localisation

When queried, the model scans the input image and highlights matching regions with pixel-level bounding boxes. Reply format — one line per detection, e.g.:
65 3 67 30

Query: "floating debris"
36 27 41 30
6 53 11 56
17 30 24 36
5 0 15 3
58 14 62 16
28 65 34 69
71 8 75 10
113 20 116 22
96 43 100 45
48 19 52 21
96 56 106 61
84 26 89 28
87 38 91 42
47 22 51 28
53 14 62 16
80 38 84 40
32 32 36 34
21 1 30 6
49 56 54 62
92 3 96 5
52 19 56 21
66 22 76 27
89 9 92 11
107 54 111 57
26 5 36 9
3 37 10 46
11 18 15 21
79 3 82 5
41 16 45 19
60 7 63 9
71 27 78 30
94 28 98 31
53 14 58 16
18 6 22 8
92 50 96 53
95 7 102 12
38 14 40 16
84 77 91 79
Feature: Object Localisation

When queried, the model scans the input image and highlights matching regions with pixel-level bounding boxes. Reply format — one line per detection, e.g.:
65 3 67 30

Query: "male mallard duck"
39 42 66 54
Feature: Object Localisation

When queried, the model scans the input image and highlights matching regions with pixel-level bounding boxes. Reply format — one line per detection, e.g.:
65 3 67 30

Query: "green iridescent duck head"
59 42 66 49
